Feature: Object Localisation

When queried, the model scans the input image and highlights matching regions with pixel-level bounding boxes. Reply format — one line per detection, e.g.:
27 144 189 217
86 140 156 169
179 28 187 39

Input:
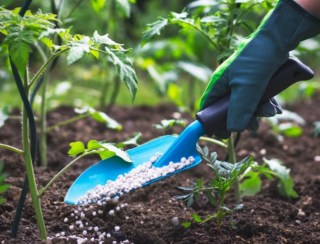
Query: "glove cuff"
284 0 320 23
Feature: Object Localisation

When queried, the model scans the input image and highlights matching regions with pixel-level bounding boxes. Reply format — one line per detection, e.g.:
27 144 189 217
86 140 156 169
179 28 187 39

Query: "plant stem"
40 77 48 167
0 144 23 155
22 106 47 239
65 0 85 19
200 212 218 224
227 133 241 204
199 136 227 148
46 113 89 132
107 74 121 112
39 152 93 197
173 19 218 49
28 49 67 89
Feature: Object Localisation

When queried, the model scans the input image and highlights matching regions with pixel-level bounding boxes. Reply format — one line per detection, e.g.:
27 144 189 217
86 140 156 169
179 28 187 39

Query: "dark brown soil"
0 95 320 243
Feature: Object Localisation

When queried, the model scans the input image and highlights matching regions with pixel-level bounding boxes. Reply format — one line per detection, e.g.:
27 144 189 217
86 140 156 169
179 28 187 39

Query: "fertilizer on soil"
50 154 195 243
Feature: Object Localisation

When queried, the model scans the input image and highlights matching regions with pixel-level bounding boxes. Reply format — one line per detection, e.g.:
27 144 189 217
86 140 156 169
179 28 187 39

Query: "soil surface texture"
0 95 320 243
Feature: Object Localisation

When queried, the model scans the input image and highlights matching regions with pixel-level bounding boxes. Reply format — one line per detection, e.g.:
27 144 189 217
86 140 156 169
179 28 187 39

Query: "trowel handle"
196 58 314 137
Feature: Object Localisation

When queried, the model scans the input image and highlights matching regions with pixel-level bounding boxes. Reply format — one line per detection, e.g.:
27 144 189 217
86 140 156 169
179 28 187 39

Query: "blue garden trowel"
65 58 313 204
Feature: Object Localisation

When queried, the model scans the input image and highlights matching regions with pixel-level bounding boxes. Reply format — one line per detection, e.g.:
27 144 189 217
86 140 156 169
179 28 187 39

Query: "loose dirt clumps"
0 96 320 243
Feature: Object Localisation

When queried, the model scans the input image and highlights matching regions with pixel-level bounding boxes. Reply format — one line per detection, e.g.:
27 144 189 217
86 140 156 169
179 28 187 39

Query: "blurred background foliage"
0 0 319 113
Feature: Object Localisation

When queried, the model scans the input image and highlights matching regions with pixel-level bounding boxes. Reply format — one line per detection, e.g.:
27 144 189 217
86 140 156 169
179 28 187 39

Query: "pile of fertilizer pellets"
49 154 195 243
77 153 195 205
49 199 130 243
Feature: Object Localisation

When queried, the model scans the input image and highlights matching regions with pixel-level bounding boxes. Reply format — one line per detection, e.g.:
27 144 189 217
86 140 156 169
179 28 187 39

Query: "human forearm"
294 0 320 17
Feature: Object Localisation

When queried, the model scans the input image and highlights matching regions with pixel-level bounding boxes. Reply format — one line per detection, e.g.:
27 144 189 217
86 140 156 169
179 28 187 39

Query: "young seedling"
178 146 298 229
178 146 254 229
46 106 123 133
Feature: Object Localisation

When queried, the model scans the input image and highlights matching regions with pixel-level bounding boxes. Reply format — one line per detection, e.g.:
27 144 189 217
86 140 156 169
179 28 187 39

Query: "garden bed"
1 95 320 243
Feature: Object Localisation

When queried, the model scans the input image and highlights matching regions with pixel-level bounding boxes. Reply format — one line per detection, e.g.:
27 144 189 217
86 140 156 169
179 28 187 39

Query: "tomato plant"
0 1 138 239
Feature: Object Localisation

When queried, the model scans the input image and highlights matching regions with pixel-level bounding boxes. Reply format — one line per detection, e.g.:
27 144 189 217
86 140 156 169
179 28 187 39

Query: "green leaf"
264 158 298 199
177 61 212 82
9 41 30 77
201 15 227 24
99 142 132 162
90 0 106 13
67 37 91 65
192 213 202 223
278 123 303 138
141 18 168 46
97 149 116 160
205 190 216 205
88 108 122 130
68 141 85 157
93 31 121 46
167 83 183 107
187 193 194 207
181 221 191 228
0 184 10 193
188 0 219 9
117 133 141 147
105 48 138 100
39 28 66 39
87 140 102 151
115 0 131 18
40 37 54 49
240 171 262 196
154 119 186 130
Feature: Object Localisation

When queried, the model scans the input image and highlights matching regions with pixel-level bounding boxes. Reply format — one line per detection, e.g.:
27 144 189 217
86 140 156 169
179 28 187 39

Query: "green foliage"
117 132 141 147
263 158 298 199
0 5 140 239
142 18 169 47
178 146 254 228
153 119 186 132
0 8 138 100
68 139 132 162
90 0 107 13
239 170 262 196
75 106 122 130
239 158 298 199
138 0 276 113
0 161 10 205
0 7 56 77
178 145 298 228
90 0 132 17
142 1 275 60
266 109 305 138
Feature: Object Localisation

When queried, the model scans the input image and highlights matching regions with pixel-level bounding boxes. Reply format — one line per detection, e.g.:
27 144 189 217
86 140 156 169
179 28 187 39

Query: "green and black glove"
200 0 320 138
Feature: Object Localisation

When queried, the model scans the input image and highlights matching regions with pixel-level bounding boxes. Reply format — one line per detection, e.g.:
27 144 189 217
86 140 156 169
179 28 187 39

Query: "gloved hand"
200 0 320 138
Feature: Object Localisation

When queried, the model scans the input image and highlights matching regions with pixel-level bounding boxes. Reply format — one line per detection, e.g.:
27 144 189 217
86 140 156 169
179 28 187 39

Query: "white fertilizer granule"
51 153 194 243
77 154 195 204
